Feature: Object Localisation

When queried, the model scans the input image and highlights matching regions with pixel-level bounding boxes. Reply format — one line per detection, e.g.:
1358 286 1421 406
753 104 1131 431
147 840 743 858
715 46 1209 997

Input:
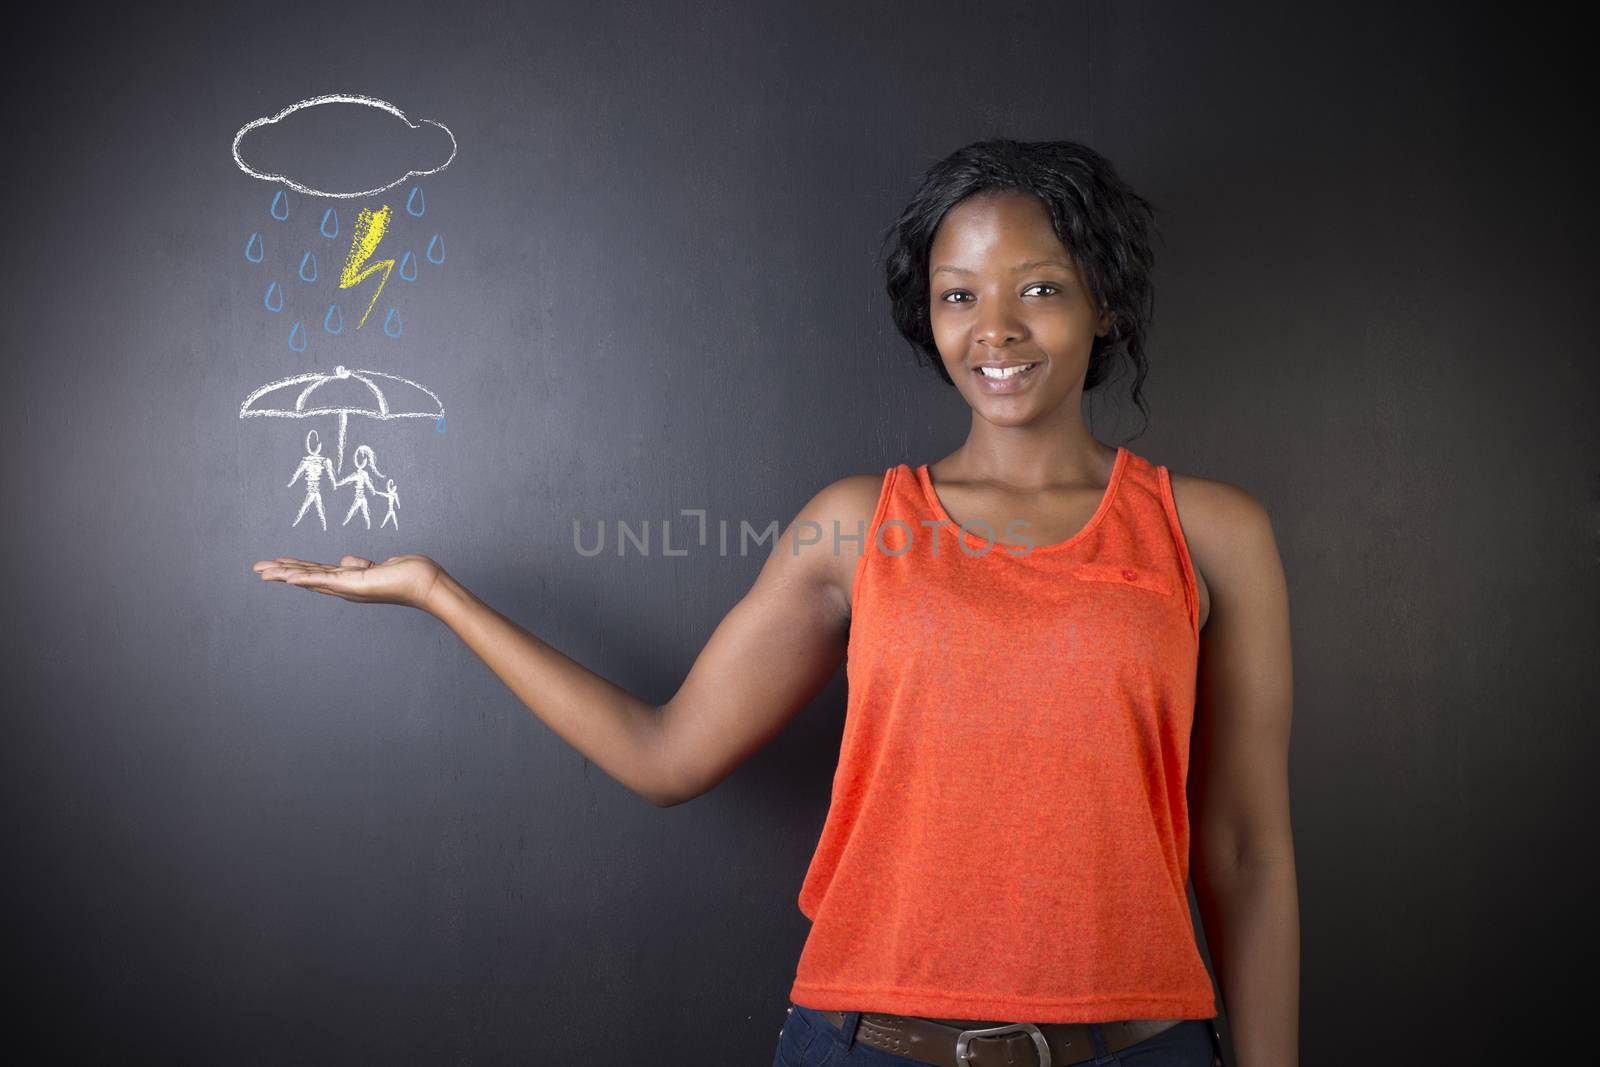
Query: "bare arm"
654 475 876 804
424 570 676 804
251 474 874 808
1172 475 1300 1067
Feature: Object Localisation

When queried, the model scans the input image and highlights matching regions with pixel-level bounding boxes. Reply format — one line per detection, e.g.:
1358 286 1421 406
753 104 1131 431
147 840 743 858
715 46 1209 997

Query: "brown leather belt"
817 1008 1182 1067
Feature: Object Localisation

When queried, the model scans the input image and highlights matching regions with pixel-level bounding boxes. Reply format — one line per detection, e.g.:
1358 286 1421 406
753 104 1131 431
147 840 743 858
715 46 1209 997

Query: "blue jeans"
773 1002 1224 1067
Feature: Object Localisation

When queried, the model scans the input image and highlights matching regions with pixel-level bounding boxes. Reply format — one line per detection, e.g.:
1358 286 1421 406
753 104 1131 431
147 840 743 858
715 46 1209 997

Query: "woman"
334 444 383 529
254 138 1298 1067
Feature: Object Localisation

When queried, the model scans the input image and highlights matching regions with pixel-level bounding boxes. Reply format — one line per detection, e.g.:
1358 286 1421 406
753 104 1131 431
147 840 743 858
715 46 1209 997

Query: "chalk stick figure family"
286 430 400 531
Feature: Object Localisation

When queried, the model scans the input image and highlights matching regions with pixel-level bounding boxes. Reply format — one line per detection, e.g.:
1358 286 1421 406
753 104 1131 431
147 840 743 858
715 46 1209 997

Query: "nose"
973 297 1025 348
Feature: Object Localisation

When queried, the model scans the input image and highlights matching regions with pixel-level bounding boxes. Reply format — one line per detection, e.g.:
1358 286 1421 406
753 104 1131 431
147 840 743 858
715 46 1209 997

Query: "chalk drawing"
375 479 401 530
233 97 456 531
339 205 394 329
286 429 337 530
335 445 385 529
231 94 457 199
240 364 444 476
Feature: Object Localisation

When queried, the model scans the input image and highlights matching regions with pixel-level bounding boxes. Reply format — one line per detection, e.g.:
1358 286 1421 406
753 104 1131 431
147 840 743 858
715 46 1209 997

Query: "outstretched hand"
252 554 444 611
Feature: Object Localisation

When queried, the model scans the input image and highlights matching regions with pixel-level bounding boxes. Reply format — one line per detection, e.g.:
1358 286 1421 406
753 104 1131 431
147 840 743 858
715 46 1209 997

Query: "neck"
949 407 1111 489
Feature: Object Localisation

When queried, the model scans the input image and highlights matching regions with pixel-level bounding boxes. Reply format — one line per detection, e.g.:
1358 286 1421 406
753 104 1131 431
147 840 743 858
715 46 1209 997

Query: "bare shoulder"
799 470 891 583
772 469 891 620
1165 471 1284 630
807 471 889 514
787 471 886 537
1166 471 1276 544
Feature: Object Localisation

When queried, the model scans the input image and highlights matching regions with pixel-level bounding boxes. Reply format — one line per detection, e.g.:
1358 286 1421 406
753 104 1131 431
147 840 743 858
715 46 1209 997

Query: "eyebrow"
932 257 1073 276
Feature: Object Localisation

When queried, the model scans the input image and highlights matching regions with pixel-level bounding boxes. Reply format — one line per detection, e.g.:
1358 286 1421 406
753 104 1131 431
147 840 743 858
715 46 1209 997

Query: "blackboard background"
3 1 1594 1063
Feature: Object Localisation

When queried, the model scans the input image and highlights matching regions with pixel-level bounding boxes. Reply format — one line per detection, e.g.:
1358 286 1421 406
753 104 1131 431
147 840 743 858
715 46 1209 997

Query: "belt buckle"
954 1022 1052 1067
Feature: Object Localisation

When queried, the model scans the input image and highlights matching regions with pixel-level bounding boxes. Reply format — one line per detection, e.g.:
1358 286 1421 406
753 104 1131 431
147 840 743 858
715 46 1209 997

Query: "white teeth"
979 364 1036 379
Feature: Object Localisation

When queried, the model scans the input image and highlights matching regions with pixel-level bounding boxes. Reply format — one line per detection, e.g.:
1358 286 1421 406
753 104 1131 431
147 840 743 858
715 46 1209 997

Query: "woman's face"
928 191 1109 427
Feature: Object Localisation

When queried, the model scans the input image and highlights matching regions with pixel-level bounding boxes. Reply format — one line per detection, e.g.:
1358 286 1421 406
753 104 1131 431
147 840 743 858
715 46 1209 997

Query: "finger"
256 561 335 581
259 563 347 588
340 555 375 569
303 583 349 599
255 557 333 572
254 560 323 576
285 569 368 599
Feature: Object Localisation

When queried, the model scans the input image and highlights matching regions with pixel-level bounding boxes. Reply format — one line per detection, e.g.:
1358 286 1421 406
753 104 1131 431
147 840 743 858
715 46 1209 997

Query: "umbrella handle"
335 411 348 475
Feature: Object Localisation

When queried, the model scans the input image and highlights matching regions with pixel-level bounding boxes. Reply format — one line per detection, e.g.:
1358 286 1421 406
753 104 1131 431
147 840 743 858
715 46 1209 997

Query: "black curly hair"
880 138 1160 431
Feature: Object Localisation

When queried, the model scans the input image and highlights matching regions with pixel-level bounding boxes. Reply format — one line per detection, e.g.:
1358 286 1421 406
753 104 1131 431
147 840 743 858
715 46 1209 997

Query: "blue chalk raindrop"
288 320 307 352
298 251 318 283
383 308 403 338
270 190 289 220
264 281 284 312
323 303 343 334
406 185 425 217
320 208 339 239
425 234 445 264
399 250 418 282
245 232 264 262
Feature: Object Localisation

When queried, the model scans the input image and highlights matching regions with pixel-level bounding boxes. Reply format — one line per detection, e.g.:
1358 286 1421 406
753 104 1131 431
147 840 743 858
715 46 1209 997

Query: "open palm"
252 554 443 610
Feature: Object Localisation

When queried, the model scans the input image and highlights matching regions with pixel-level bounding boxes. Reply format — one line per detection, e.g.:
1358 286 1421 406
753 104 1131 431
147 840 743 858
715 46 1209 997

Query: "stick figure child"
287 429 336 530
335 445 384 529
374 478 400 530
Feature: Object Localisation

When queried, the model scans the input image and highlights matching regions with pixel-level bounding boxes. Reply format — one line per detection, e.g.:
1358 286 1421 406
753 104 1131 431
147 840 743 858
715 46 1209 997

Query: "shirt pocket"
1072 561 1175 596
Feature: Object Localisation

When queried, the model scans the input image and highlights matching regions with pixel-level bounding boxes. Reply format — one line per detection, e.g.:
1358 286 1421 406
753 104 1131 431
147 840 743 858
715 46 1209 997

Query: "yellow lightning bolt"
339 204 395 329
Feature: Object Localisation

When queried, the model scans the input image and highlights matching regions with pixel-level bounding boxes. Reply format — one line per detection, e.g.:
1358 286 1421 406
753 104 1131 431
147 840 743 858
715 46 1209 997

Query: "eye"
938 285 1059 304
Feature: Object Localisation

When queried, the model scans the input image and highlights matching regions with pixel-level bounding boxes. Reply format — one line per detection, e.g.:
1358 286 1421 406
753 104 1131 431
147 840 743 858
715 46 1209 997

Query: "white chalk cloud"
232 93 457 199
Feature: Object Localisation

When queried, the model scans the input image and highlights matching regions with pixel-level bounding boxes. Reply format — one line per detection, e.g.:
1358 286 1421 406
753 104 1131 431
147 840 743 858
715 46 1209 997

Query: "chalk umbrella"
240 364 443 473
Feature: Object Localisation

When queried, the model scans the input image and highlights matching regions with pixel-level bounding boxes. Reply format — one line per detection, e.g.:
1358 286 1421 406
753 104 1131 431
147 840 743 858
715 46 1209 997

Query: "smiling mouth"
975 363 1039 380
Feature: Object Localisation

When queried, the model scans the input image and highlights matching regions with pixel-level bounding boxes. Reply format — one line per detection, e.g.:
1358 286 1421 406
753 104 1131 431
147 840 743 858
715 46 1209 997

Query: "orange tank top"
788 445 1217 1023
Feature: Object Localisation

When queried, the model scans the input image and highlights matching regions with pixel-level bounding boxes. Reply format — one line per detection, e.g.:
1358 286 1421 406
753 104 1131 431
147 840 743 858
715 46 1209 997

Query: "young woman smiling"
255 138 1298 1067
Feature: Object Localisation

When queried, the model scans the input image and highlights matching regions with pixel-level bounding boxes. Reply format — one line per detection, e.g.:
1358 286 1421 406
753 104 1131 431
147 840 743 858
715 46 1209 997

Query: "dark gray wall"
3 1 1593 1063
